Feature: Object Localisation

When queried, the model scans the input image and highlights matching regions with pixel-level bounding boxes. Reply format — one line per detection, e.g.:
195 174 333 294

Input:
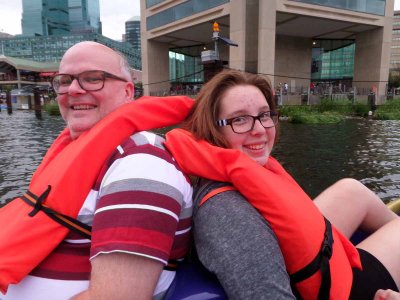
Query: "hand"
374 289 400 300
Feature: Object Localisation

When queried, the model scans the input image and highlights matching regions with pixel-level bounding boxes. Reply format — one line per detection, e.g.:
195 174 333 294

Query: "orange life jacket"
164 129 362 300
0 96 194 294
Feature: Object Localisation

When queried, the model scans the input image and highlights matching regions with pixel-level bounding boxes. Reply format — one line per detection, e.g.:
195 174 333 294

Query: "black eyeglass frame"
216 111 279 134
51 70 128 94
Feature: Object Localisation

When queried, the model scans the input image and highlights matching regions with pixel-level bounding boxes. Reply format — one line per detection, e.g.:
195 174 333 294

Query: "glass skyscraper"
22 0 70 36
125 16 140 50
0 34 141 70
69 0 102 34
21 0 101 36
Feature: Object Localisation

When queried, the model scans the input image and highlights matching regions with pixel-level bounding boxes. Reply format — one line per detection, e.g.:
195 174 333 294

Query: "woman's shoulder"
193 178 239 208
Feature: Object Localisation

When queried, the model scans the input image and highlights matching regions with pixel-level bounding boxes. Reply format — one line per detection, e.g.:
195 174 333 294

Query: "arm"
374 289 400 300
194 188 295 300
72 253 163 300
74 132 192 299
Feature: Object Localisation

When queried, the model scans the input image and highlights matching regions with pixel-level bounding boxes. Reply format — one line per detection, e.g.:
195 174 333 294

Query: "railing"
148 83 395 106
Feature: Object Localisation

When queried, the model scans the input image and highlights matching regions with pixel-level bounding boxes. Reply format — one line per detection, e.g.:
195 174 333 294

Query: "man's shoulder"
113 131 170 158
128 131 166 150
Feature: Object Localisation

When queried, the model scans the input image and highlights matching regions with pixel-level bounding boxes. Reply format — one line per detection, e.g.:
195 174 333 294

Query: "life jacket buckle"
28 185 52 217
321 219 334 259
321 240 332 259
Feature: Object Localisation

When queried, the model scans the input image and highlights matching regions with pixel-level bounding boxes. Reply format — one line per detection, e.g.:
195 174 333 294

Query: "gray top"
193 180 296 300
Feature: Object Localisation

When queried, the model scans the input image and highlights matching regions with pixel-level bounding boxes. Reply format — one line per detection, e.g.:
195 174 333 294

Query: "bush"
318 98 353 114
374 111 400 120
43 102 60 116
289 112 344 124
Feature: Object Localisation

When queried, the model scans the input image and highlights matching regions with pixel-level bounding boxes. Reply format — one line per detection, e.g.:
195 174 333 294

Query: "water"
0 111 65 205
273 119 400 202
1 112 400 205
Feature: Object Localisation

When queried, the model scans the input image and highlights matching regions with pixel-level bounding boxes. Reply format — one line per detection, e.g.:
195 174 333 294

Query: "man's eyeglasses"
216 111 278 134
51 70 128 94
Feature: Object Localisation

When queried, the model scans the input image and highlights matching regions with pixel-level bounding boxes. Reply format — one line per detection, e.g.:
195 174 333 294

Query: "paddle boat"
164 198 400 300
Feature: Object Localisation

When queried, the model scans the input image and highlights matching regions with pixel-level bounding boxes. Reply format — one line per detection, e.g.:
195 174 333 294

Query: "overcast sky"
0 0 140 40
0 0 399 40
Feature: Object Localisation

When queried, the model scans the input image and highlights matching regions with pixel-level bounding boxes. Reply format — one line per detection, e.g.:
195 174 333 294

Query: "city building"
125 16 141 50
21 0 101 36
69 0 102 34
22 0 70 36
0 55 58 89
141 0 394 103
0 33 141 70
390 10 400 77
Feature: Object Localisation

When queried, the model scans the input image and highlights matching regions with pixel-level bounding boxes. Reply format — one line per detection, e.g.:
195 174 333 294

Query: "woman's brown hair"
183 69 276 148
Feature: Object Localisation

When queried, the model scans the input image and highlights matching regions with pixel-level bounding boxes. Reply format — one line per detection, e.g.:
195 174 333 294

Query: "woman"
165 69 400 299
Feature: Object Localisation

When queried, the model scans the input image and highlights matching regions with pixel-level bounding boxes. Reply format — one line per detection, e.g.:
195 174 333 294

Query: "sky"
0 0 140 41
0 1 399 40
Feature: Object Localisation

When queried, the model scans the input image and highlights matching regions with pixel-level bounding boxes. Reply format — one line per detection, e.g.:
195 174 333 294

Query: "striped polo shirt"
3 131 193 300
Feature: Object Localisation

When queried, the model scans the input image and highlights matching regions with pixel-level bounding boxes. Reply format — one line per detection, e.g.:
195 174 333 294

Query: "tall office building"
125 16 141 50
390 10 400 76
141 0 394 102
22 0 70 36
69 0 102 34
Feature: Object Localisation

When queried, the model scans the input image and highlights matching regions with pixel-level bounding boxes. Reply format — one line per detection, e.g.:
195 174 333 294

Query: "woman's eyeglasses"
216 111 278 133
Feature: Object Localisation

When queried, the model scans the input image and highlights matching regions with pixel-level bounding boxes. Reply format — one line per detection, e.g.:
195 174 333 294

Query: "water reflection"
0 111 65 204
273 119 400 201
1 112 400 205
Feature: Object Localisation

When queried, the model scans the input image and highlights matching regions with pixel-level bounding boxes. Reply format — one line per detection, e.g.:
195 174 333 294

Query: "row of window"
147 0 229 30
291 0 385 16
0 33 141 69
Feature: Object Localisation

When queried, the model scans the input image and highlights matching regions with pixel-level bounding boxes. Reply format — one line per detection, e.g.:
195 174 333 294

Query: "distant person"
0 41 193 299
310 82 315 93
165 69 400 299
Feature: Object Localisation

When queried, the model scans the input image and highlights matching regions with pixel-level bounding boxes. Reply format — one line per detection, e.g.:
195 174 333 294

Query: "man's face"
56 42 133 139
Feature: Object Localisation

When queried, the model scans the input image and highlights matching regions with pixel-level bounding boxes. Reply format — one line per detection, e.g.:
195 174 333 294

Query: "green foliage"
378 99 400 110
43 102 60 116
352 102 370 116
374 112 400 120
317 98 353 114
389 72 400 89
289 112 344 124
278 97 373 124
373 99 400 120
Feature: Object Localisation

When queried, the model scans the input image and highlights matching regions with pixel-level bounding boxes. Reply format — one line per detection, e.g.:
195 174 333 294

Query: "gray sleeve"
193 190 296 300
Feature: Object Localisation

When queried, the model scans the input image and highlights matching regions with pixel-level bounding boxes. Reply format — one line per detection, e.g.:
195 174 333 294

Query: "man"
1 41 193 299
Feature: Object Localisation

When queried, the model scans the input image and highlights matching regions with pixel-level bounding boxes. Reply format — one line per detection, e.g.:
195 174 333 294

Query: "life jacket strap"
289 217 333 300
199 185 237 206
20 187 92 239
20 187 179 271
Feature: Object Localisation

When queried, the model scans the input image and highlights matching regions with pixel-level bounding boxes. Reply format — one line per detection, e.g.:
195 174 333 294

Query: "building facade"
141 0 394 103
0 34 141 70
69 0 102 34
22 0 70 36
21 0 101 37
391 10 400 76
125 16 141 50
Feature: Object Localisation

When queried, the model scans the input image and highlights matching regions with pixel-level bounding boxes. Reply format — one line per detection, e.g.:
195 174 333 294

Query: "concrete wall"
141 40 170 95
275 35 312 93
257 0 277 87
229 0 259 73
354 26 392 104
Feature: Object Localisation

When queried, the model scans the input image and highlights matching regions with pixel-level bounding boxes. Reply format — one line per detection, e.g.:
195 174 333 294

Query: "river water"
1 111 400 205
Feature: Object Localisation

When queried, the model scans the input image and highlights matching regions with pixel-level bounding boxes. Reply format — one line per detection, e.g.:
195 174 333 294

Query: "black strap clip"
28 185 52 217
289 218 334 300
321 219 333 259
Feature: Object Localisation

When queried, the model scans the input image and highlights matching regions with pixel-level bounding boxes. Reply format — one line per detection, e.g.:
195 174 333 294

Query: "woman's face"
218 84 276 166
